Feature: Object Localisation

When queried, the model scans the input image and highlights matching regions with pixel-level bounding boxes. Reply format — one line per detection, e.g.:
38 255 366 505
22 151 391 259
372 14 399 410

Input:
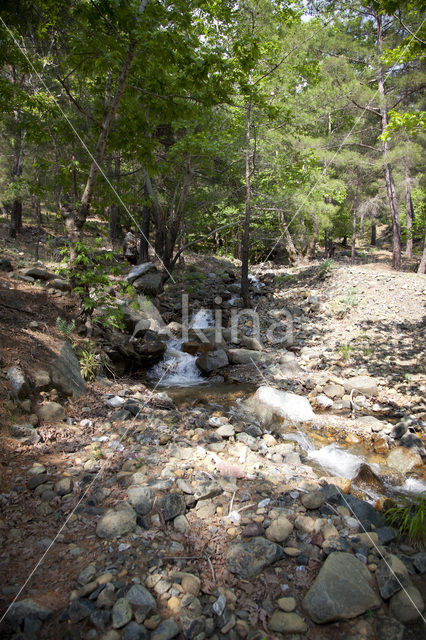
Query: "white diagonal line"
249 356 426 622
0 360 175 623
0 16 176 283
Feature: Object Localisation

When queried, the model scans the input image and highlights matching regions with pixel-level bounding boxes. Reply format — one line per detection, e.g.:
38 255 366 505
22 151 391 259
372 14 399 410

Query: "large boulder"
5 598 52 635
122 298 164 337
23 266 54 280
102 329 166 372
376 554 411 600
50 341 86 399
248 386 315 423
226 537 284 579
133 272 163 296
196 347 229 373
303 552 381 623
125 262 156 284
37 401 65 422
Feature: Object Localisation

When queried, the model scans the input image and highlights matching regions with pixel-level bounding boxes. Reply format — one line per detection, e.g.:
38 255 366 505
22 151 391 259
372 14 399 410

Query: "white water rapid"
147 309 214 387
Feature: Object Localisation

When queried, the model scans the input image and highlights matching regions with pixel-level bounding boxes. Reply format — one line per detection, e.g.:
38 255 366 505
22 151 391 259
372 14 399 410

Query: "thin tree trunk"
306 214 318 259
370 223 376 246
163 161 193 270
109 152 121 240
10 82 23 238
241 100 252 308
282 215 300 264
376 14 401 270
139 183 150 263
405 160 414 258
34 197 42 261
351 179 358 261
62 40 137 251
418 234 426 274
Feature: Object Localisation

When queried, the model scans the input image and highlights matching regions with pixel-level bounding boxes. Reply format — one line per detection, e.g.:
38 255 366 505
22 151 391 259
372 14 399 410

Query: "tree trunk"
306 214 318 259
108 152 121 240
139 184 151 263
376 14 401 270
163 161 193 270
62 40 136 246
10 85 23 238
370 223 376 246
405 161 414 258
418 234 426 274
241 100 252 308
34 197 42 261
282 215 300 264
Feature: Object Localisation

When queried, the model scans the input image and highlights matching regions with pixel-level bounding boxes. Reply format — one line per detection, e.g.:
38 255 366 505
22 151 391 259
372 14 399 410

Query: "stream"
147 311 425 503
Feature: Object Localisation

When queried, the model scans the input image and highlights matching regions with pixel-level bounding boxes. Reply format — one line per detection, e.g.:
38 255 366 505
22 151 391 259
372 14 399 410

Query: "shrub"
385 493 426 547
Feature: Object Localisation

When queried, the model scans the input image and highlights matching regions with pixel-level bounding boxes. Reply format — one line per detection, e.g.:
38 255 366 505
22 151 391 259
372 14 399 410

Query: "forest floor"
0 226 425 640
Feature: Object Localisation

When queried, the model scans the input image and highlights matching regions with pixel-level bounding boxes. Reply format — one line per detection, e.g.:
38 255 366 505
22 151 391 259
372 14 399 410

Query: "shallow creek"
147 309 425 503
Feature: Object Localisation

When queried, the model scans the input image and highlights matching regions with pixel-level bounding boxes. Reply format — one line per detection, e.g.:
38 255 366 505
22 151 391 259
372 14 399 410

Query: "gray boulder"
125 262 156 283
96 504 137 539
50 341 86 398
248 386 315 423
158 493 186 521
196 347 229 373
127 485 155 515
226 537 284 579
302 552 381 623
133 272 163 296
389 584 424 623
7 366 30 399
23 266 54 280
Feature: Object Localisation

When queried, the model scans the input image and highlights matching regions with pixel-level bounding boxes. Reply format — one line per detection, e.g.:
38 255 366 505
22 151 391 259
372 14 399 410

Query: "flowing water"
147 309 214 387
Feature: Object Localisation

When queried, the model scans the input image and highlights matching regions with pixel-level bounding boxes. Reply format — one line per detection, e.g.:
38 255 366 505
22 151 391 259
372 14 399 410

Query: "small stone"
27 473 48 490
123 621 149 640
55 477 73 496
96 505 137 539
126 584 156 611
112 598 132 629
78 564 96 586
158 493 186 521
301 491 324 510
150 618 180 640
217 424 235 437
265 516 293 542
68 598 95 623
127 485 155 515
7 367 30 399
277 597 296 612
167 596 180 613
375 615 405 640
227 537 284 579
173 514 190 533
10 423 40 445
375 554 410 599
181 573 201 596
269 611 307 633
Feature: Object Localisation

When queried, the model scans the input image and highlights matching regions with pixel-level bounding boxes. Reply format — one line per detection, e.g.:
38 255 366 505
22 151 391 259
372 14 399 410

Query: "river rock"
376 554 411 599
127 486 155 515
301 491 324 510
389 584 424 623
5 598 52 634
249 386 315 423
150 619 180 640
226 537 284 579
386 447 423 473
196 347 228 373
302 552 381 623
50 340 86 398
37 401 65 422
126 584 156 612
33 369 51 390
10 423 40 444
228 349 270 365
158 493 186 520
344 376 378 397
122 621 149 640
265 516 293 542
55 477 73 496
96 504 137 538
112 598 133 628
269 611 307 633
7 366 30 399
375 615 405 640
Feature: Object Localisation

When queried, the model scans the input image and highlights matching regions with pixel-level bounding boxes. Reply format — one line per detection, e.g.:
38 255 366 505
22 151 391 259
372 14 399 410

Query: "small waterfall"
307 443 364 479
147 309 214 387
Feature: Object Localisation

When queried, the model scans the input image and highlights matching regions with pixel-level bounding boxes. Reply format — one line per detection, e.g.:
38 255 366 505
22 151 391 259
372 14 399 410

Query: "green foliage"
58 241 124 329
380 110 426 141
385 493 426 546
56 316 75 337
319 259 336 275
340 287 359 308
337 342 355 361
78 348 101 381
